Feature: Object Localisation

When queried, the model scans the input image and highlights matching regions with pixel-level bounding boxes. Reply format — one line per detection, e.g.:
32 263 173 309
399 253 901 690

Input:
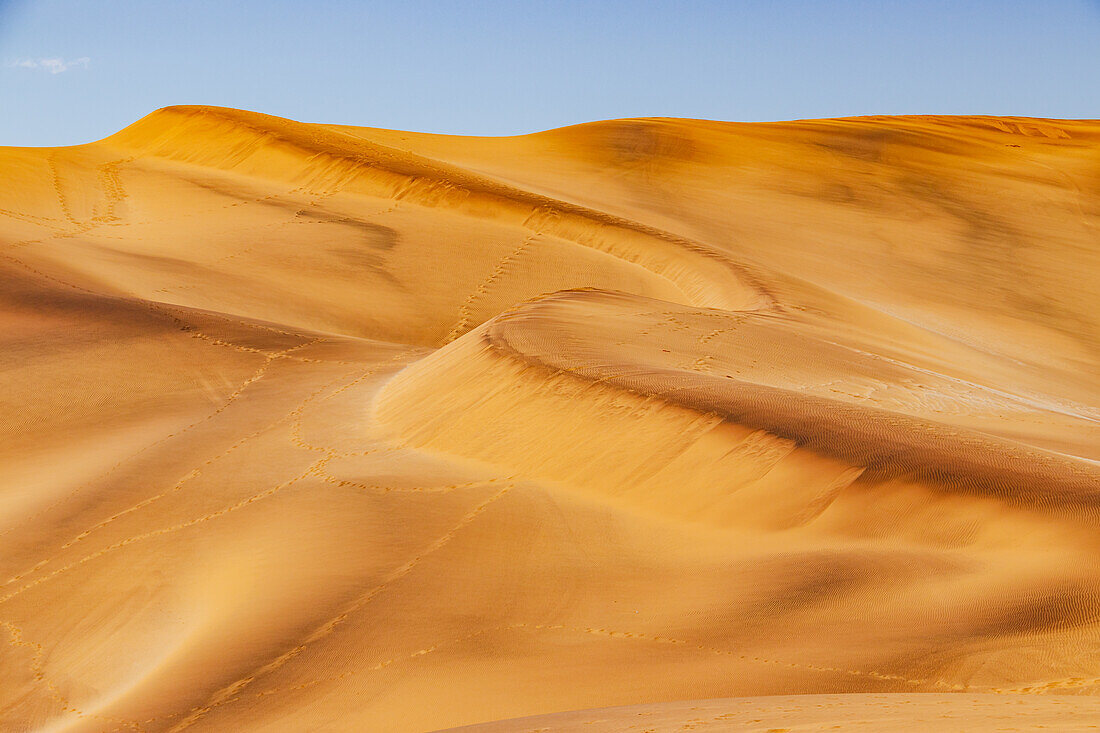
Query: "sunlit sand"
1 106 1098 731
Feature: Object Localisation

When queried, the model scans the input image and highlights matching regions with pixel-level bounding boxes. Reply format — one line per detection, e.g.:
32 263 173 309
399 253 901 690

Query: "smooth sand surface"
436 694 1100 732
0 106 1098 731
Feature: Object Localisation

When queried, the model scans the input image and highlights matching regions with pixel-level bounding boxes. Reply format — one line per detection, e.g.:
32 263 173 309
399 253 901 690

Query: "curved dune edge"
433 693 1100 732
375 289 1100 526
0 105 780 348
105 106 771 318
374 301 859 529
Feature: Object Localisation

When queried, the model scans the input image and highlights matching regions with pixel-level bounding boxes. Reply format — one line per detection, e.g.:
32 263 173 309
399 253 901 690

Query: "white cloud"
7 57 90 74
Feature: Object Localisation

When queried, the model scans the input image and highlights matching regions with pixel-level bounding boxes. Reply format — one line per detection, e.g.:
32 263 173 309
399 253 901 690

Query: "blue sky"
1 0 1098 146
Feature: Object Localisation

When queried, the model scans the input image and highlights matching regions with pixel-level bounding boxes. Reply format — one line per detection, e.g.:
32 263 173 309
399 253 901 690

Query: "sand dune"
1 106 1098 731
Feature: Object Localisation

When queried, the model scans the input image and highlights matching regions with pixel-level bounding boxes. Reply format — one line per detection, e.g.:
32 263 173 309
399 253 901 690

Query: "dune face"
0 106 1098 732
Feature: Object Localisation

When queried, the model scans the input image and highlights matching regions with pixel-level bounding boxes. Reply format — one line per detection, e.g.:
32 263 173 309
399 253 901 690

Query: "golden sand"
0 107 1098 731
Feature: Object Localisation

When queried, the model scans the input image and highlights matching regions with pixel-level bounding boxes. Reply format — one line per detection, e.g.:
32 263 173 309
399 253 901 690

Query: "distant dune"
0 106 1098 731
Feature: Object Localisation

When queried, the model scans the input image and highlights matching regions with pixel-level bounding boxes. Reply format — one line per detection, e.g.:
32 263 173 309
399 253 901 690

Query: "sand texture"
1 106 1098 731
436 694 1100 732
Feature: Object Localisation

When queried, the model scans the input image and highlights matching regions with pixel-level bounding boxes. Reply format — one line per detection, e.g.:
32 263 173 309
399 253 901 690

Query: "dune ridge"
374 289 1100 522
109 106 770 317
1 106 1098 731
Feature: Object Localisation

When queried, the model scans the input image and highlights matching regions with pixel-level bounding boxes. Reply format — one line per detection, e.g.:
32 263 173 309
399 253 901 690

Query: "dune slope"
1 106 1098 732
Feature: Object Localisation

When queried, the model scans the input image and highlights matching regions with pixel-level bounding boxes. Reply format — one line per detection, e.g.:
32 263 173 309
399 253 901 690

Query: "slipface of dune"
0 106 1098 732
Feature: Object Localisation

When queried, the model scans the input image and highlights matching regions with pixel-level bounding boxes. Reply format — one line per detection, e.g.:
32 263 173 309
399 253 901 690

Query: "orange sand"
0 107 1098 731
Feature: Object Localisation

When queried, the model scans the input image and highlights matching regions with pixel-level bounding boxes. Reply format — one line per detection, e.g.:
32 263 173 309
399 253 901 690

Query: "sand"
0 106 1097 731
435 694 1100 732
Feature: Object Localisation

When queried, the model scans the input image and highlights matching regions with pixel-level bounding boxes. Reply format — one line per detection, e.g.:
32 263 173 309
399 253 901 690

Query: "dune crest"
375 288 1100 524
1 106 1098 731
